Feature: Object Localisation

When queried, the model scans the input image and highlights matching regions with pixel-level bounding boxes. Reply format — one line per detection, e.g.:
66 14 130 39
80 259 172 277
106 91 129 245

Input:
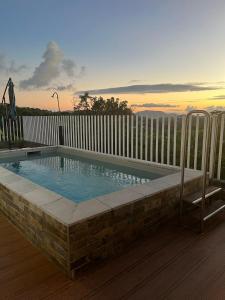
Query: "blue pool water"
0 154 161 203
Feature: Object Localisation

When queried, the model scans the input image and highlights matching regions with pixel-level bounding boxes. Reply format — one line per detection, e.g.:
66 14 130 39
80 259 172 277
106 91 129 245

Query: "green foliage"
74 93 132 115
0 105 71 116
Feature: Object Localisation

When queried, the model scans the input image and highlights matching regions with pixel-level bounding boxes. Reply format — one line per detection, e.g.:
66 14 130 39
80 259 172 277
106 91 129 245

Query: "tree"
75 92 93 112
74 93 132 115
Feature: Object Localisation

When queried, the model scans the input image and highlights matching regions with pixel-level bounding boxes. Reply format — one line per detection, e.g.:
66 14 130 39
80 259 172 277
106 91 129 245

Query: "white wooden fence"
22 114 225 181
0 116 23 142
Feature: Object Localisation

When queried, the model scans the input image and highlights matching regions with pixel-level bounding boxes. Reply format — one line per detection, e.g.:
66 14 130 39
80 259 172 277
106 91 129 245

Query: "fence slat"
104 115 106 153
119 115 121 156
77 116 80 148
217 114 225 179
127 116 129 157
201 117 207 170
97 116 99 152
123 115 125 157
209 115 217 178
156 117 159 163
100 115 103 153
145 116 148 161
115 115 117 155
194 115 199 169
180 115 186 167
91 115 94 150
67 116 71 146
173 116 177 166
87 116 90 150
85 116 88 150
135 115 139 159
187 115 192 168
107 115 110 154
94 116 97 152
111 115 114 155
83 116 86 149
150 117 153 161
161 116 165 164
131 115 134 158
167 116 171 164
140 116 143 160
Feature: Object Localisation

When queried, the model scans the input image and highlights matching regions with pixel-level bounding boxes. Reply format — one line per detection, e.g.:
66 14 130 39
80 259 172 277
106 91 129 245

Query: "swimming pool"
0 146 203 277
0 153 162 203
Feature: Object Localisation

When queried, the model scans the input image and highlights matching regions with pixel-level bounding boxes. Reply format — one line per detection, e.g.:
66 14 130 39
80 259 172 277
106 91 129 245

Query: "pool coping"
0 145 203 227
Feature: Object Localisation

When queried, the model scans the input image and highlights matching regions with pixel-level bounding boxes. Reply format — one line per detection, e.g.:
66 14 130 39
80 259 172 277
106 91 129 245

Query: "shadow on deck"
1 211 225 300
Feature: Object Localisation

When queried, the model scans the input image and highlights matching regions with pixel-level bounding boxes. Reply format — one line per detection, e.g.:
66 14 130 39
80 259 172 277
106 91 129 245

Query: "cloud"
20 42 63 89
62 59 76 77
128 79 144 84
46 83 74 91
0 53 26 74
55 84 74 91
185 105 198 112
20 41 63 89
185 100 200 102
186 82 209 85
77 83 219 95
78 66 86 78
208 95 225 100
205 105 225 111
131 103 178 108
20 41 86 90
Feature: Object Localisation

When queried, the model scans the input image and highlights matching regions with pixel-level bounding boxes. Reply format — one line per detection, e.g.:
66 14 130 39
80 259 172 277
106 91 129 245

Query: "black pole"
2 78 10 104
59 125 64 145
2 79 10 120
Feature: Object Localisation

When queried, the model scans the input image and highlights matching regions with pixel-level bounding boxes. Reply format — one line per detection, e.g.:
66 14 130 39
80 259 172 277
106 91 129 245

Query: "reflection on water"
22 155 153 185
60 157 64 169
0 154 160 203
11 162 21 173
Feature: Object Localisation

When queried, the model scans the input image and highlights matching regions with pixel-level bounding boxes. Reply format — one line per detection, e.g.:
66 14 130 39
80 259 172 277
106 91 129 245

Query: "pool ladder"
179 110 225 232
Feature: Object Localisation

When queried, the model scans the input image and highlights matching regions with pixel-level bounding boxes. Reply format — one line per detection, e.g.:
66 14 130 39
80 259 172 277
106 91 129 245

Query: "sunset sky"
0 0 225 113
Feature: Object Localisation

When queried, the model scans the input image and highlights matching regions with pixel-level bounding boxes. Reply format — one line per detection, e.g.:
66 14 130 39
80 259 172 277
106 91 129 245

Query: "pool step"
192 199 225 221
184 186 222 205
181 185 225 232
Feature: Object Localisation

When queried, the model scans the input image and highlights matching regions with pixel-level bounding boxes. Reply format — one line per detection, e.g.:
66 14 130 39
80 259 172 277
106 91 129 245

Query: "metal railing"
179 110 211 231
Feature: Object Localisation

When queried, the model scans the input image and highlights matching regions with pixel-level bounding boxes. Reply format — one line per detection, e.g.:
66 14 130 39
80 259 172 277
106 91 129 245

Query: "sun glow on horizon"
10 85 225 114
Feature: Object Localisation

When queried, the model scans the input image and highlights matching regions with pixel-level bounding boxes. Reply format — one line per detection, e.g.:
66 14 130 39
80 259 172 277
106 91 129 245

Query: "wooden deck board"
1 212 225 299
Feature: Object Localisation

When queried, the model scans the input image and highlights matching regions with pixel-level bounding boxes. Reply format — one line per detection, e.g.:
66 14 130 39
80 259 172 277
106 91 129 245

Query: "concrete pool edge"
0 145 202 226
0 146 204 276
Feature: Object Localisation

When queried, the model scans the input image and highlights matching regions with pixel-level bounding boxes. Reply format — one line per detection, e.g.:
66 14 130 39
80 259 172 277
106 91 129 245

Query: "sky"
0 0 225 113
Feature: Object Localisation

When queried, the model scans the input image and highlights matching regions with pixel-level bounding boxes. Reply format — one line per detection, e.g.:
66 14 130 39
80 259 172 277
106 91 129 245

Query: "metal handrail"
179 110 211 232
209 111 225 179
217 111 225 179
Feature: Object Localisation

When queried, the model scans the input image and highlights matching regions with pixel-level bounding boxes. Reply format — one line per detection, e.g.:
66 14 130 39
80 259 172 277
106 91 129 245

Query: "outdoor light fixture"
51 91 61 112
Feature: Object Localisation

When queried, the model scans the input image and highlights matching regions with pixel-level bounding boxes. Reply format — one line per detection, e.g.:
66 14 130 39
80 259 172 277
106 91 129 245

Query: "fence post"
209 114 218 179
180 115 186 167
217 114 225 180
59 125 64 145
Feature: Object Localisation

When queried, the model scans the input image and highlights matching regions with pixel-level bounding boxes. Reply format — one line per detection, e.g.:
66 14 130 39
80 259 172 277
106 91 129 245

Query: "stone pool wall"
68 175 203 276
0 150 203 278
0 183 70 273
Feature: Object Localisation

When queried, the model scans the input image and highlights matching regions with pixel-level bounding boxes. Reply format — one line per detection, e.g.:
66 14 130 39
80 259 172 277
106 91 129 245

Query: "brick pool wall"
0 183 70 273
68 176 203 276
0 166 203 278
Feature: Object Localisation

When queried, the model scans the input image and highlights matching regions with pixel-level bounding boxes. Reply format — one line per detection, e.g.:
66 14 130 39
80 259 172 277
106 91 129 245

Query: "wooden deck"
1 212 225 300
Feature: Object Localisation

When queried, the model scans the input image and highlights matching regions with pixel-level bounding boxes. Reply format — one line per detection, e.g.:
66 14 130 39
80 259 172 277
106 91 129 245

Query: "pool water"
0 154 161 203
